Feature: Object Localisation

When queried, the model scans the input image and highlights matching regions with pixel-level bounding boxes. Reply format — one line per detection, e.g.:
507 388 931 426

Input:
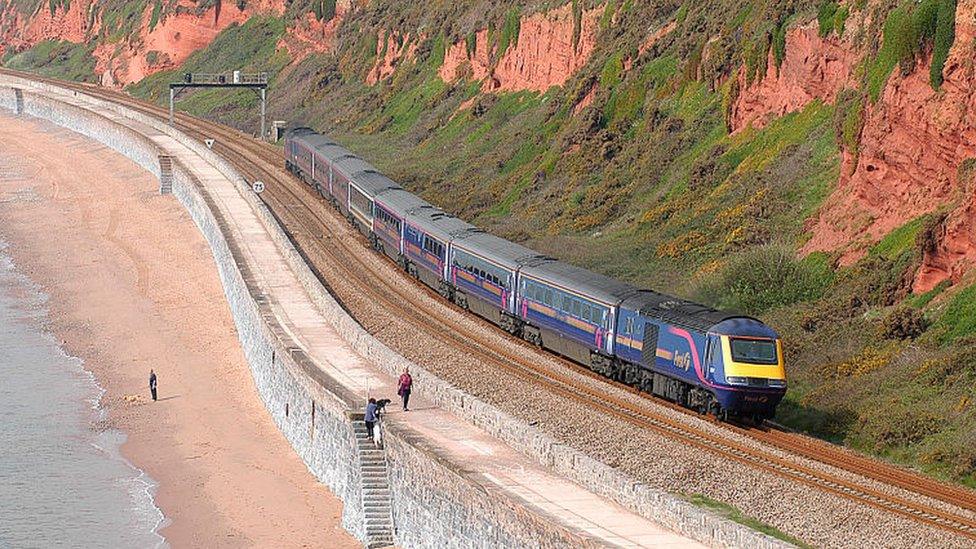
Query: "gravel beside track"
14 73 976 548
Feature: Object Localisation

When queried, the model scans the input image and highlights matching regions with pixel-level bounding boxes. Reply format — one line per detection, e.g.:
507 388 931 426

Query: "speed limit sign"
252 180 265 193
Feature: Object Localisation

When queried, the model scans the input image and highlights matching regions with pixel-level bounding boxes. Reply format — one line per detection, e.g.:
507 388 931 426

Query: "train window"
572 300 581 318
593 307 604 325
625 317 634 334
544 289 553 306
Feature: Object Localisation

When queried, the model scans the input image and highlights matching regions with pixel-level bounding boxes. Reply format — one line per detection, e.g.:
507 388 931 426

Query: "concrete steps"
158 155 173 195
353 419 394 548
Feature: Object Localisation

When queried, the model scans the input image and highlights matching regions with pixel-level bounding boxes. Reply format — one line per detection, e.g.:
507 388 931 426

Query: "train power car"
283 127 788 420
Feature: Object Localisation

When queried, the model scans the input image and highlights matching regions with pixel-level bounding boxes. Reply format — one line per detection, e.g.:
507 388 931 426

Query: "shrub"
498 7 521 55
772 19 788 69
833 6 850 36
818 2 839 37
935 283 976 343
861 408 942 448
881 307 929 340
694 246 833 314
930 0 956 89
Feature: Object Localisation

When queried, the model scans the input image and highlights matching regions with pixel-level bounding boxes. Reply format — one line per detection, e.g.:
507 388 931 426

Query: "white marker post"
252 181 265 194
205 138 215 149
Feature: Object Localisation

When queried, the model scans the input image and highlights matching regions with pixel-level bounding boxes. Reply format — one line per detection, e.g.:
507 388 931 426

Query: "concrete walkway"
16 83 703 548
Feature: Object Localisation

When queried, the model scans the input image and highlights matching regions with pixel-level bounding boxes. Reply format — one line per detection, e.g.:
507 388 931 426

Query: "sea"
0 243 167 549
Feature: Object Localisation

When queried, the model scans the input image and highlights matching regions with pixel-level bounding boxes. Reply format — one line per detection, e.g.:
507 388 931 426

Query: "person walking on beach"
364 398 378 441
398 367 413 411
149 369 158 402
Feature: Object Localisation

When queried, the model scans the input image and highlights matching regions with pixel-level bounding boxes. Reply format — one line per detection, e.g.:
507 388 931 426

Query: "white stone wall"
0 78 793 549
0 87 17 111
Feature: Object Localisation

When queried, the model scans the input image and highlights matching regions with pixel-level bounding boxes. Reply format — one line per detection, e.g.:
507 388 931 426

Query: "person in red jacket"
397 367 413 412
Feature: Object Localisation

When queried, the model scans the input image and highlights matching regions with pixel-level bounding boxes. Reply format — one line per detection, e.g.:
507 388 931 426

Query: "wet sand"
0 112 360 548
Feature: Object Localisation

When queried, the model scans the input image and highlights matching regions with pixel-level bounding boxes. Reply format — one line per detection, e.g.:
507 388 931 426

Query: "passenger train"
284 127 787 421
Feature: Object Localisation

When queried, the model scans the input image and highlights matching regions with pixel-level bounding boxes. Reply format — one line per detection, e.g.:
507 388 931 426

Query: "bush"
930 0 956 89
818 2 838 37
861 409 941 448
881 307 929 340
695 246 833 314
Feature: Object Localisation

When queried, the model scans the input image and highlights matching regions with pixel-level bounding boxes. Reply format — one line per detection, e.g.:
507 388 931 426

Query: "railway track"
10 70 976 542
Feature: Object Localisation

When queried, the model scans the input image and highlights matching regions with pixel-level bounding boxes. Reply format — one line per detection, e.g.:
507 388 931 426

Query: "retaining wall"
0 77 791 548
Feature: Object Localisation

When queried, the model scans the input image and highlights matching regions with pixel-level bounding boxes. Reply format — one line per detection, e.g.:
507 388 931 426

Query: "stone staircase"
158 155 173 195
353 419 394 548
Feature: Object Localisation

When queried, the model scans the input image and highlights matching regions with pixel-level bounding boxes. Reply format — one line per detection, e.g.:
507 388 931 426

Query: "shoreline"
0 111 359 546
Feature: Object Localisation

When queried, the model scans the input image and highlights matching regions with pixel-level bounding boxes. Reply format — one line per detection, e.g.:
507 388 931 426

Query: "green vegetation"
934 283 976 343
817 1 838 37
4 40 96 82
930 0 956 89
695 246 832 314
148 0 162 31
869 215 930 259
685 494 814 548
498 7 521 55
867 0 958 101
312 0 336 22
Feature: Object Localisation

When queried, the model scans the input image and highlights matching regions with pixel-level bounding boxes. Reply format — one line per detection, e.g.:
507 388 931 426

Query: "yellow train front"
614 293 786 421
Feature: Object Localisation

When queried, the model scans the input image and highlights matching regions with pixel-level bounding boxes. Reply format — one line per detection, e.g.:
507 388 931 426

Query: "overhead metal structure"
169 71 269 139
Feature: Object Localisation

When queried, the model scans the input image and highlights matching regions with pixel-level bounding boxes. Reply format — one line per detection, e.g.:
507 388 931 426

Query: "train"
284 127 787 421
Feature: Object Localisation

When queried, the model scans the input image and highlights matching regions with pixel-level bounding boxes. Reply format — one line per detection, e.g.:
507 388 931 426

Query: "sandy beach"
0 111 360 547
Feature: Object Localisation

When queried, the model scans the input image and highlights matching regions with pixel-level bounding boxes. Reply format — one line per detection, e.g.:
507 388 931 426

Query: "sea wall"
0 77 790 548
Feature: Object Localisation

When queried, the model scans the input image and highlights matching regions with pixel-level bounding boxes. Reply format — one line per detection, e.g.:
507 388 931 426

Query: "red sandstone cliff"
437 3 602 93
731 1 976 292
1 0 285 87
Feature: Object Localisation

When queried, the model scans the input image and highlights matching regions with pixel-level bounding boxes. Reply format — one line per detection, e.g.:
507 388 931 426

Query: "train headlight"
767 379 787 388
725 376 748 386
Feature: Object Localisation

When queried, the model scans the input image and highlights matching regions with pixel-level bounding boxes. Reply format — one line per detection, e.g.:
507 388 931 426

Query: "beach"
0 111 360 547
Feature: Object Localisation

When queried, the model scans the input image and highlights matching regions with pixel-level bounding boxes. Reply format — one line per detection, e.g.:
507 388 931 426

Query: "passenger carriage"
328 155 374 217
284 127 322 184
447 233 548 335
310 143 349 200
400 207 479 298
372 190 428 262
346 170 401 239
516 262 636 370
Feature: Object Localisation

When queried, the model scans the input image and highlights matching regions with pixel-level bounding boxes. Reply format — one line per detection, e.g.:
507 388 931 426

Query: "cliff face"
731 21 858 132
0 0 96 53
729 0 976 292
0 0 286 86
437 3 601 93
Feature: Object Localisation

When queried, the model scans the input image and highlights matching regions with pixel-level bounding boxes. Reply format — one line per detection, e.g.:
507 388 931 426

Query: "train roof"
301 134 337 149
519 261 638 306
285 126 317 138
619 290 750 332
312 143 351 160
350 170 401 196
332 155 375 177
403 206 480 243
452 232 550 271
374 189 430 215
